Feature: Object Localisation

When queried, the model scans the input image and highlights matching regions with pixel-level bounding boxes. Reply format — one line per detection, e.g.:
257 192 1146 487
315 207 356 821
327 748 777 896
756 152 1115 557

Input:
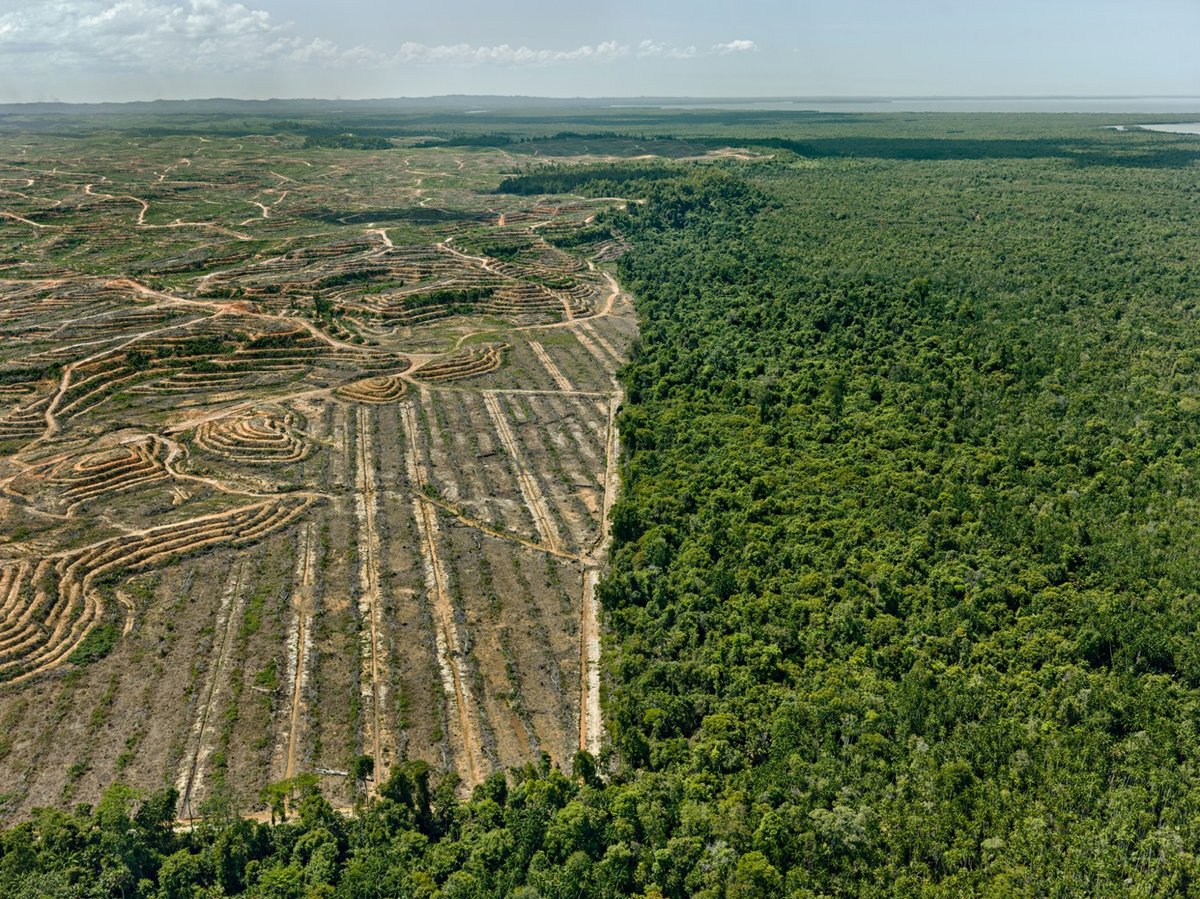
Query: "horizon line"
4 93 1200 107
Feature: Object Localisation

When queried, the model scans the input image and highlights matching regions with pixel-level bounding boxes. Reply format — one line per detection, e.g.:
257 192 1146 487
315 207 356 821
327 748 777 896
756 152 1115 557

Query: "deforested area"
2 99 1200 896
0 120 638 825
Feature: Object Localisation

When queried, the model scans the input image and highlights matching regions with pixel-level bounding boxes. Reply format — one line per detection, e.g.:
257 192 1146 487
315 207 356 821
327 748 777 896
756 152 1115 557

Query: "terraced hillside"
0 132 645 821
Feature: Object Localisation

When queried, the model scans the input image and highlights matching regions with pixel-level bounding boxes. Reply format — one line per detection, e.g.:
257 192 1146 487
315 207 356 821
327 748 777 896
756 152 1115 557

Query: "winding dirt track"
0 211 52 229
82 182 253 238
422 491 578 562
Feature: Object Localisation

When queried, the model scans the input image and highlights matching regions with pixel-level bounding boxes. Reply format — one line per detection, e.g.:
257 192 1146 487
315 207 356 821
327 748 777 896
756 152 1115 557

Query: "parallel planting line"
353 407 390 788
280 522 317 781
599 391 622 547
476 387 608 399
571 326 616 374
177 560 248 819
482 393 563 553
579 569 603 754
576 321 624 367
529 340 575 393
400 401 488 788
579 387 623 754
423 493 579 562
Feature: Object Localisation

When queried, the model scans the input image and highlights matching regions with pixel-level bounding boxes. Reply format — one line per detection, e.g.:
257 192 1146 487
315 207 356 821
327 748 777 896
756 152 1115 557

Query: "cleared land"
0 133 639 820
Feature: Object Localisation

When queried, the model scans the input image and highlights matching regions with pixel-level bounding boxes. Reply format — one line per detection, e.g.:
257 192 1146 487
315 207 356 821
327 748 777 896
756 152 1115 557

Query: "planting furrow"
510 395 596 552
579 568 602 754
529 340 575 392
456 391 540 538
176 559 249 819
539 393 605 479
418 388 466 505
578 388 622 754
578 321 625 366
552 340 613 394
277 522 318 782
400 402 489 788
414 343 507 383
336 373 408 404
195 407 309 464
482 393 563 553
571 323 622 377
561 410 604 474
439 392 494 508
335 402 353 491
352 406 391 788
0 562 28 618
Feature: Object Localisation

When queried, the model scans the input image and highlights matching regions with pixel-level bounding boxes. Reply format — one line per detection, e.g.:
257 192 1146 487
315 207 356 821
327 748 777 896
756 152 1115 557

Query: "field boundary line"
177 560 249 820
400 401 488 789
353 407 390 791
482 393 563 553
529 340 575 392
280 522 317 781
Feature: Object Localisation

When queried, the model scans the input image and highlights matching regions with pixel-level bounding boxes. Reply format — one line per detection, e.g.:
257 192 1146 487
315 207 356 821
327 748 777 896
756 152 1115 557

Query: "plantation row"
0 497 311 685
197 234 606 325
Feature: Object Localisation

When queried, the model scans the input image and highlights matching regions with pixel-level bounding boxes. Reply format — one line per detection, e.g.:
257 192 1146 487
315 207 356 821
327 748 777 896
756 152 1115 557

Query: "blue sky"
0 0 1197 103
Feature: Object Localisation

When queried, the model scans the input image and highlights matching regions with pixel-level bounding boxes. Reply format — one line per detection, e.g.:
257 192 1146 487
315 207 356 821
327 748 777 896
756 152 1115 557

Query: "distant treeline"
412 133 516 148
301 133 393 150
495 164 684 196
415 130 640 149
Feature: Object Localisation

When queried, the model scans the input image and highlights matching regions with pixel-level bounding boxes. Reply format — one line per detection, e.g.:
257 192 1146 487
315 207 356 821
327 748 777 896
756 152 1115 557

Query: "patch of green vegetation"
254 657 279 692
302 133 392 150
403 286 496 313
497 162 683 196
67 623 119 666
238 587 270 641
545 222 614 248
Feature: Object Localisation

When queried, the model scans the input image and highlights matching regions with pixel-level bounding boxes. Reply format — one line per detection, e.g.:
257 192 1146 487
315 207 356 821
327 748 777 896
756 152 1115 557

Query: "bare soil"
0 136 636 820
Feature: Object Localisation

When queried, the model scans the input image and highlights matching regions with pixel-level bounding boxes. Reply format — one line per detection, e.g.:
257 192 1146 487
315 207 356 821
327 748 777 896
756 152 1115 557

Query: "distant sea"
612 97 1200 114
1136 122 1200 134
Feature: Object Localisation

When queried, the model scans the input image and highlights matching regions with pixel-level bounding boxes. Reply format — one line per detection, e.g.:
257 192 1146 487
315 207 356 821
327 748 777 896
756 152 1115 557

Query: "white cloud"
714 39 757 54
266 35 379 67
0 1 755 80
0 0 282 71
80 0 271 36
392 40 631 66
637 39 699 60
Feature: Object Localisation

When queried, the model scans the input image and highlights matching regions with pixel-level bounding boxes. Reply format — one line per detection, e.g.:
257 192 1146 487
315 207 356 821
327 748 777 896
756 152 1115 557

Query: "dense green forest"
301 133 393 151
6 116 1200 896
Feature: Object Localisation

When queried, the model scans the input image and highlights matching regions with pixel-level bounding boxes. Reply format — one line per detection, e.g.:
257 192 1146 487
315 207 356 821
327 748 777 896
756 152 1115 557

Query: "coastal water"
1135 122 1200 135
613 97 1200 114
